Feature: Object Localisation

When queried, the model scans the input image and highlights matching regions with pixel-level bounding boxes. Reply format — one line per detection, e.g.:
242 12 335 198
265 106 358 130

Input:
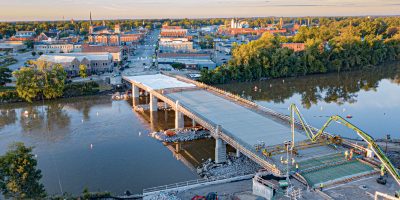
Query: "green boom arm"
290 103 400 186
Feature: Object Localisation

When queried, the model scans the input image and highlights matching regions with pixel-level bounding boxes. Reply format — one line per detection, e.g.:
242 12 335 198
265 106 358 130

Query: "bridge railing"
143 173 254 195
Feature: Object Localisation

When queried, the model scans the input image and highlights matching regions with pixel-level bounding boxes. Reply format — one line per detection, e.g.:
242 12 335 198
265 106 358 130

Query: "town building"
159 37 194 53
157 53 216 70
35 31 60 43
34 44 82 54
9 31 36 41
218 27 287 36
230 19 249 29
81 44 123 62
87 12 144 46
38 52 113 76
281 43 306 52
160 25 188 38
0 41 27 53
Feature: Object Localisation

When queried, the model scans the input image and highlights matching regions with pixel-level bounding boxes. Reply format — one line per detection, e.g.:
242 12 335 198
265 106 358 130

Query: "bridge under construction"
122 73 399 195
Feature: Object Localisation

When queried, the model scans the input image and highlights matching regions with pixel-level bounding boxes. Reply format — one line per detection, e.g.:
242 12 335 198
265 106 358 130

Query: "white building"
34 44 82 54
159 38 194 52
0 41 27 53
38 53 113 76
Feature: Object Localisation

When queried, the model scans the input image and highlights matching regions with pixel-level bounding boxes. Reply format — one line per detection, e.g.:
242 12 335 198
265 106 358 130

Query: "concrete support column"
192 119 196 127
236 149 241 158
175 101 184 130
132 85 139 98
215 125 226 163
149 93 158 112
150 110 158 131
175 142 181 152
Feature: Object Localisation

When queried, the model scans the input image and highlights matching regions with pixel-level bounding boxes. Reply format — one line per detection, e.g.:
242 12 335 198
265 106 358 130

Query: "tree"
0 67 12 86
171 63 186 70
78 64 88 78
23 40 34 49
31 51 36 57
13 61 67 102
0 142 46 199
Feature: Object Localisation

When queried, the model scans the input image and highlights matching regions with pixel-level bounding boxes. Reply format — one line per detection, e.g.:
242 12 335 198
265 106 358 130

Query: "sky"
1 0 400 21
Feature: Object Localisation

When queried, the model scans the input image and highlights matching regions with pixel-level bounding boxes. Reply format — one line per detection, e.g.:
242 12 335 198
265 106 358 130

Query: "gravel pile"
197 155 261 179
147 192 181 200
149 128 211 142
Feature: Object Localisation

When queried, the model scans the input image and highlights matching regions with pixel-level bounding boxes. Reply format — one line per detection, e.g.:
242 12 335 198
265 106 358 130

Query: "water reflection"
0 109 17 129
218 62 400 108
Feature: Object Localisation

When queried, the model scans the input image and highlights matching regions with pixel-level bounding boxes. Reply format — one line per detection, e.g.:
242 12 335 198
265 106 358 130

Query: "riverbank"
0 81 115 104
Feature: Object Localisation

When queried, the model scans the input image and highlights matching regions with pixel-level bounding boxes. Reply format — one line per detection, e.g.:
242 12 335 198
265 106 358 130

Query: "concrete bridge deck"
123 73 309 174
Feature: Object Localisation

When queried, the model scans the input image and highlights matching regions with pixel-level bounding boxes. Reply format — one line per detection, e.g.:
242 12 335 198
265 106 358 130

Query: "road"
7 51 36 71
123 29 160 76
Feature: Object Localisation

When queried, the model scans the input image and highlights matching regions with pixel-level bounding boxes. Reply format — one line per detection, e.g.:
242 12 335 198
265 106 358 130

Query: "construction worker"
292 158 296 165
280 156 283 163
296 163 299 173
381 164 386 177
344 150 349 160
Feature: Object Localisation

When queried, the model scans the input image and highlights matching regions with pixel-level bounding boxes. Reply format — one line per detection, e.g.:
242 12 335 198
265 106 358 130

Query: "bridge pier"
192 119 196 127
150 93 158 112
150 110 158 131
236 149 241 158
132 85 139 98
214 125 226 164
175 101 184 130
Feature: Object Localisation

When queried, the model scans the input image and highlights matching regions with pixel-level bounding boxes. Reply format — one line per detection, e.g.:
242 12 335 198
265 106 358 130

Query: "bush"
0 90 22 103
63 81 100 97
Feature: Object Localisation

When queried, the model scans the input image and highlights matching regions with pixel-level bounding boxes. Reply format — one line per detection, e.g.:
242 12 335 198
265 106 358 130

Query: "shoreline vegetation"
200 17 400 84
0 81 111 104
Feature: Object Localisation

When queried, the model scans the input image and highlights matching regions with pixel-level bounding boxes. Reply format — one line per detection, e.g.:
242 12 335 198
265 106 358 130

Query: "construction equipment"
289 103 400 197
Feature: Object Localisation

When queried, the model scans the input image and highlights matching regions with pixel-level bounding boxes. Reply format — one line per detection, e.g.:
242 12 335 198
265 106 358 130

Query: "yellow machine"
287 103 400 197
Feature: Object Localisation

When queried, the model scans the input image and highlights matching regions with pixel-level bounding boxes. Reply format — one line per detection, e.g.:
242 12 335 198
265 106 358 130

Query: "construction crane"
289 104 400 191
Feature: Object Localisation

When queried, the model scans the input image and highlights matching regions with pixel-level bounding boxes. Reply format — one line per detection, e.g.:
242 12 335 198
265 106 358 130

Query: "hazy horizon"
1 0 400 22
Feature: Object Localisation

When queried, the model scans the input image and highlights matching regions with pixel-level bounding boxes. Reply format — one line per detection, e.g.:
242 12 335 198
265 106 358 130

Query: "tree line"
200 17 400 84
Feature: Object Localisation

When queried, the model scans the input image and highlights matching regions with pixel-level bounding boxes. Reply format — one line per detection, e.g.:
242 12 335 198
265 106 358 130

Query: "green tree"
0 142 46 199
0 67 12 86
23 40 34 49
13 61 67 102
31 52 36 57
79 64 88 78
171 63 186 70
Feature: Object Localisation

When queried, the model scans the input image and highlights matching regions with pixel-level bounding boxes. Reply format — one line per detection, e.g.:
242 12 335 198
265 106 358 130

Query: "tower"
279 17 283 29
115 24 121 34
89 11 94 34
231 19 236 28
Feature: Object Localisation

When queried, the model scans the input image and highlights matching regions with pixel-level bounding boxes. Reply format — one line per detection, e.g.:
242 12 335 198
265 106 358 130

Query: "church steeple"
90 11 92 26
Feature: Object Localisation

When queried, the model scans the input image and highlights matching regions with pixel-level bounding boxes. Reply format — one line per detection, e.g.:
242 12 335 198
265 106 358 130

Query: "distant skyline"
1 0 400 21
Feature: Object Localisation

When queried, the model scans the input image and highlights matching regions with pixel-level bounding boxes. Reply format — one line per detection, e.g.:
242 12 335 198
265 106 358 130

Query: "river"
0 96 210 196
1 62 400 196
217 62 400 140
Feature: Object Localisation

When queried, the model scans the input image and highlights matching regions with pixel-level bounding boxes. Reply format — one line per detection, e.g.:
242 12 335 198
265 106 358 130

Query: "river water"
217 62 400 140
1 63 400 196
0 97 205 196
